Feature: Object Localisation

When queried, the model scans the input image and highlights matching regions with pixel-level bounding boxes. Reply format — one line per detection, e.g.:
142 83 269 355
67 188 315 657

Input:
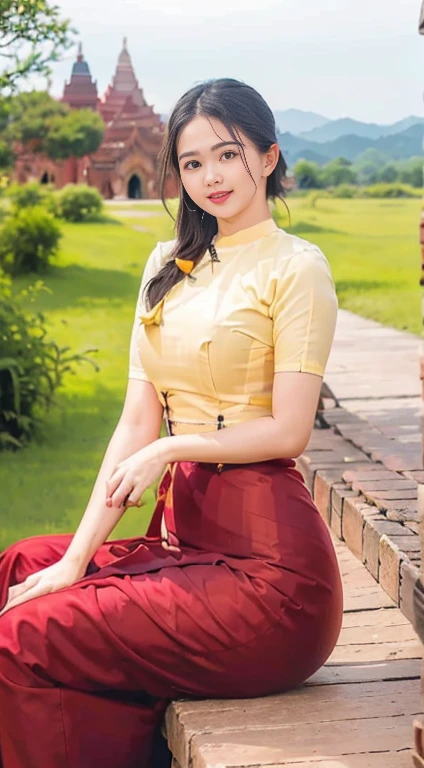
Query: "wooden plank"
341 608 409 629
307 657 420 686
343 585 395 611
328 638 422 663
238 757 413 768
341 568 384 589
338 622 417 644
190 715 418 767
168 679 421 727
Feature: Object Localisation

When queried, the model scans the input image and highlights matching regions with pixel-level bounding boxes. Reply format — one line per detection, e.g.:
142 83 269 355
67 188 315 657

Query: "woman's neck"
216 203 272 239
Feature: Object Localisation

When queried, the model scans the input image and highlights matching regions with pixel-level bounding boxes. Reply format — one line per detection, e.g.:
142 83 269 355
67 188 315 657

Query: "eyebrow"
178 140 240 162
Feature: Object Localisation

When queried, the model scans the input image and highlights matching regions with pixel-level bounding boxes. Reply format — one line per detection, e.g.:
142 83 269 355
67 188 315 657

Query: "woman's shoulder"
142 238 177 281
261 228 336 301
272 228 331 269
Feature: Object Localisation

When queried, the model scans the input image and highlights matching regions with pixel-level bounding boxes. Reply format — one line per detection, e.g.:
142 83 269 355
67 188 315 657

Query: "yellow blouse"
128 218 338 435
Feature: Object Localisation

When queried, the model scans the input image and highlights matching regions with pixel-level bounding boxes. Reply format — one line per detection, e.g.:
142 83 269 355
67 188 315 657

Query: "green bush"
57 184 103 222
330 184 358 198
306 190 332 208
0 205 62 275
358 183 422 199
0 270 98 449
8 181 58 215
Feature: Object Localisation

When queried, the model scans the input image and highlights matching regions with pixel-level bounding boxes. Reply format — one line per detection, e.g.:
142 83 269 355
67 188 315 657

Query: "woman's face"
176 115 278 222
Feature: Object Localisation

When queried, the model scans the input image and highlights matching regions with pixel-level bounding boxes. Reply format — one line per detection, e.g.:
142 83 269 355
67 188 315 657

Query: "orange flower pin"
175 257 195 275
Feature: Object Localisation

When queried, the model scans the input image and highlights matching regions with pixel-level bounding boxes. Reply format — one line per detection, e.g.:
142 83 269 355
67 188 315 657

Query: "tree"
377 164 398 183
353 160 380 186
321 157 356 187
354 148 388 168
4 90 68 150
398 158 423 188
0 0 75 93
1 90 104 165
0 138 13 169
45 109 104 160
293 159 322 189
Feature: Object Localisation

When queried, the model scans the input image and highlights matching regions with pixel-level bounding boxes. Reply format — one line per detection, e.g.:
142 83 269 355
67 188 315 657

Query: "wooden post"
413 7 424 764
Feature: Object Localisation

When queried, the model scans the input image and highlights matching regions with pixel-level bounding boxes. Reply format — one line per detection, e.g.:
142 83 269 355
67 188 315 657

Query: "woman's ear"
263 142 280 177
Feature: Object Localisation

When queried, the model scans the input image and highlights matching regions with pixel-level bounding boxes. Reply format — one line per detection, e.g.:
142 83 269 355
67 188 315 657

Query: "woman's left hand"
106 441 169 509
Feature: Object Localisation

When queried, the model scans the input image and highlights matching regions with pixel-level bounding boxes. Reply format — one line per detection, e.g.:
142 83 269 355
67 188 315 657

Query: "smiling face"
176 115 279 232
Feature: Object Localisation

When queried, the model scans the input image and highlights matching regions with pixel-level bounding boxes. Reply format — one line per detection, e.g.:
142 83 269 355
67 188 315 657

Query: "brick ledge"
297 401 421 625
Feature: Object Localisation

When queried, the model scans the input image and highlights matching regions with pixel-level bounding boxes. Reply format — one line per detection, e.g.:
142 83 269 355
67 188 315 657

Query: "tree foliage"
4 90 67 150
0 268 98 449
0 205 62 274
0 0 75 93
293 154 423 190
0 90 104 164
57 184 103 222
293 159 322 189
45 108 104 159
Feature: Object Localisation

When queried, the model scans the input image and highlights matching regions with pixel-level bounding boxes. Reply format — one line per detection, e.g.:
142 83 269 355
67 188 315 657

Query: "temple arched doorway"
40 171 49 184
128 174 142 199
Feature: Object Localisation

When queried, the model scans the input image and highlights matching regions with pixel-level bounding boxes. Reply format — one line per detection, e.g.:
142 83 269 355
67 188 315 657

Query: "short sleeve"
128 242 163 382
270 247 338 377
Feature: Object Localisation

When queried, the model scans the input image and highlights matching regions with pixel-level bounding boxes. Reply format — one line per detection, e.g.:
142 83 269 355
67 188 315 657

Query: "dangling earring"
201 210 205 223
183 197 196 212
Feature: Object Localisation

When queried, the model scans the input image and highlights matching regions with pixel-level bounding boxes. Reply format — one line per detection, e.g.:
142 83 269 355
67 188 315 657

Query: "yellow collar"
215 218 279 248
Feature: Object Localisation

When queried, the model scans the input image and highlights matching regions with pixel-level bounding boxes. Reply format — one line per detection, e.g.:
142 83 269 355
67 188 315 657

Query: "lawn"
0 196 422 548
276 196 423 334
0 215 176 549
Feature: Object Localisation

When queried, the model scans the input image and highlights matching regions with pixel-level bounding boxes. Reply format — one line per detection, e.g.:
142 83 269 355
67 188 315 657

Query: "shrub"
330 184 358 198
8 181 58 216
0 205 62 275
359 183 422 199
0 270 98 449
57 184 103 222
306 190 332 208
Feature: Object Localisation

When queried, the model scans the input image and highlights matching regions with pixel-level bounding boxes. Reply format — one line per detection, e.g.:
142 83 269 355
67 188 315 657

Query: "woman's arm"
105 371 323 510
161 371 323 465
62 378 163 571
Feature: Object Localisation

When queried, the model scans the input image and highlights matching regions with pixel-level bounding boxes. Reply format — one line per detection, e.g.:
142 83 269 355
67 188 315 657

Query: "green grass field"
0 196 422 548
277 196 423 334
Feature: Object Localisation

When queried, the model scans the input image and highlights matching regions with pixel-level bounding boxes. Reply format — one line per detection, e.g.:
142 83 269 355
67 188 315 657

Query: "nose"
203 162 223 187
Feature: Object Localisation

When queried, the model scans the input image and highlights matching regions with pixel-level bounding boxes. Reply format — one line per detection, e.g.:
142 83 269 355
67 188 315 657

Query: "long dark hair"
145 78 288 309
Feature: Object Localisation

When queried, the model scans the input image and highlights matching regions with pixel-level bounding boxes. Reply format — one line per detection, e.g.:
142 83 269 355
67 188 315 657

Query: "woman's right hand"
0 557 87 617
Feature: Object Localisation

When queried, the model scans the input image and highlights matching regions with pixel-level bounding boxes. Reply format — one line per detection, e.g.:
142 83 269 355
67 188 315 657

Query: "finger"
6 572 40 603
106 467 126 502
123 490 145 509
110 477 135 509
0 581 52 617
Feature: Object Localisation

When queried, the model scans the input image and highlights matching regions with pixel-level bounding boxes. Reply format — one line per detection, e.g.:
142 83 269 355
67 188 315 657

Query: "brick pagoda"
13 39 176 200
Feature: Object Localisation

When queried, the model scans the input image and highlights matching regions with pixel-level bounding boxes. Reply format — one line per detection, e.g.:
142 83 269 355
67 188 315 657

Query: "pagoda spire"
112 37 139 93
62 42 98 110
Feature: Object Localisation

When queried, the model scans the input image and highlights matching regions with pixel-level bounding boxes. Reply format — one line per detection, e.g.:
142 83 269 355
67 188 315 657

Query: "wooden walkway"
165 534 423 767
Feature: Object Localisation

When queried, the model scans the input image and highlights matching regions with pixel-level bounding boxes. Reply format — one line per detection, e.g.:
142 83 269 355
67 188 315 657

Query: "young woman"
0 78 343 768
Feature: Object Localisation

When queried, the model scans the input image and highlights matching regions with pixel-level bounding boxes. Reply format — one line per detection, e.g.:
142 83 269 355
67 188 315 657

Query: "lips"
207 191 233 204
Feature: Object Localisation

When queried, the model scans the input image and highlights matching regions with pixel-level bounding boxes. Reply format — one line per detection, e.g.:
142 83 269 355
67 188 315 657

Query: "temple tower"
62 43 98 111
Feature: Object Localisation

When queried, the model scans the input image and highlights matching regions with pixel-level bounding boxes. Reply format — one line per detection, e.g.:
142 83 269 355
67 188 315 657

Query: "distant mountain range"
273 110 424 166
161 109 423 167
299 116 424 143
273 109 330 135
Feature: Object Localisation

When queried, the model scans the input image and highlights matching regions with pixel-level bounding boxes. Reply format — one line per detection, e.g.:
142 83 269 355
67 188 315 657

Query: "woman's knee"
0 533 73 590
0 605 50 687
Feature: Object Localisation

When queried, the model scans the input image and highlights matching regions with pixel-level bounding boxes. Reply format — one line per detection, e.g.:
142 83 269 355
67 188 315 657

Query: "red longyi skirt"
0 458 343 768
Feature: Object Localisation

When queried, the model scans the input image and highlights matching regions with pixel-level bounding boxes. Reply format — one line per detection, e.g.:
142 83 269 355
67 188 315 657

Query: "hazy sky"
44 0 423 124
